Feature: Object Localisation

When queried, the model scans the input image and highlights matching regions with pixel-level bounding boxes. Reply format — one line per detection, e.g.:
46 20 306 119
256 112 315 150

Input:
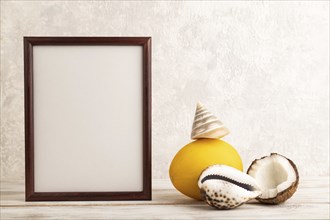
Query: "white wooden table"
1 177 329 219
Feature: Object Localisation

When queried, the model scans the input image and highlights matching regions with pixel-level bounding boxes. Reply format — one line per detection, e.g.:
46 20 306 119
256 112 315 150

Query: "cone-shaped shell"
191 102 229 139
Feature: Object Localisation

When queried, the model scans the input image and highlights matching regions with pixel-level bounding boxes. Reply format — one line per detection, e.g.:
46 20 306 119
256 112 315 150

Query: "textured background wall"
1 1 329 181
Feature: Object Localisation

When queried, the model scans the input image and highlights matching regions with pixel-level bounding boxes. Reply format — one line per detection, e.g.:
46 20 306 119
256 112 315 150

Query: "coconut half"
247 153 299 204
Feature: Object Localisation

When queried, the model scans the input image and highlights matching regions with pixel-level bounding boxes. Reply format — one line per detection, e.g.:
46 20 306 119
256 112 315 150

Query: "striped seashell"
191 102 229 139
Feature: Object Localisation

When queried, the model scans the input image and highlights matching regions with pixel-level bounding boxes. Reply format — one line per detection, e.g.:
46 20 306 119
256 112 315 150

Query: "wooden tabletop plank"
1 177 329 219
2 203 329 220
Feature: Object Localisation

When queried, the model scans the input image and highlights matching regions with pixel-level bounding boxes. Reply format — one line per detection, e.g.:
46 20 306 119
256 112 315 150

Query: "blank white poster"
33 45 143 192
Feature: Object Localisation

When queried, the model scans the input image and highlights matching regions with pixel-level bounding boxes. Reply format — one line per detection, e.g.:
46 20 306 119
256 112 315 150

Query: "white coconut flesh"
247 154 297 199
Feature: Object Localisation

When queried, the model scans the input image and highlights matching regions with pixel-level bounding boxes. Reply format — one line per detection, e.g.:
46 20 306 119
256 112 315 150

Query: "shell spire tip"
196 102 204 109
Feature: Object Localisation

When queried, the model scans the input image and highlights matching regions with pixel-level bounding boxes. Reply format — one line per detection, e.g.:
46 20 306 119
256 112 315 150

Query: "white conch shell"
198 165 261 210
191 102 229 139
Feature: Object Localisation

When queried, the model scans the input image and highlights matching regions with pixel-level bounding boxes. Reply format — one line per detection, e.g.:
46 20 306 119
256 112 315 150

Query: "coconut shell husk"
247 153 299 205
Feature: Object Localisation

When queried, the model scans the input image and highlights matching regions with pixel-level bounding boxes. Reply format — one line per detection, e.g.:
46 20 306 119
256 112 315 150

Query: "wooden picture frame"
24 37 151 201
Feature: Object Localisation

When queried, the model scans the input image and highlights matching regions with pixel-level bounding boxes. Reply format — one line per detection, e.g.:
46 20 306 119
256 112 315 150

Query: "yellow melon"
169 139 243 200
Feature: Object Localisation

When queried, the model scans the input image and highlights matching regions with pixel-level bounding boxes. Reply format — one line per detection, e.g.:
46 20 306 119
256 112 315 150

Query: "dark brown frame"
24 37 151 201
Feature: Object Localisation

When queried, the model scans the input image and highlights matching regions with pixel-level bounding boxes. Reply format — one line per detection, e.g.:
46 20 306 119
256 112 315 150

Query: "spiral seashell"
191 102 229 139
